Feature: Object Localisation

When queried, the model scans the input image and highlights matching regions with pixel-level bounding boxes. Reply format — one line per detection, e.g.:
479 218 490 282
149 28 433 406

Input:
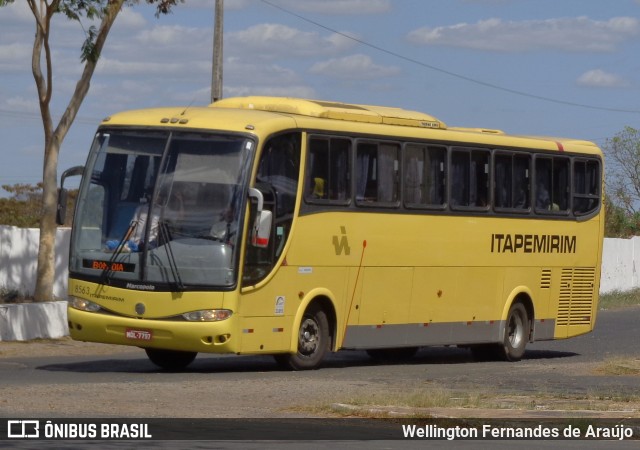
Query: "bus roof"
101 96 601 156
210 96 446 130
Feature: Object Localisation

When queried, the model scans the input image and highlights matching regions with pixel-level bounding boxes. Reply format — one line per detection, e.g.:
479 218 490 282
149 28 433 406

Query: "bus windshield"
70 129 254 290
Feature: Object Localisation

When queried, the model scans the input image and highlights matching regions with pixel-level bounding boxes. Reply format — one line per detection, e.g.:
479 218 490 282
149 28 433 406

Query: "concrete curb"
0 301 69 341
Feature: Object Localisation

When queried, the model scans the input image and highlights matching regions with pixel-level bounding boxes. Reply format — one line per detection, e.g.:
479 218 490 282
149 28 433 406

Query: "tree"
604 196 640 238
0 183 78 227
604 126 640 216
0 0 183 301
0 184 44 228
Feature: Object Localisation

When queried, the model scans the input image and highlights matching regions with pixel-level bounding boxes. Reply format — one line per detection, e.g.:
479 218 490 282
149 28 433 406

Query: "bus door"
239 133 302 352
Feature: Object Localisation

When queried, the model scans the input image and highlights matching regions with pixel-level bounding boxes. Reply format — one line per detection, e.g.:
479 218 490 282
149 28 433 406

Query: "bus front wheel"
145 348 197 370
274 305 330 370
499 302 530 362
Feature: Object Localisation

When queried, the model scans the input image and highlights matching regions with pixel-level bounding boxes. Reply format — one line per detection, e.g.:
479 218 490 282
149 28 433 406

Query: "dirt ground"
0 336 130 358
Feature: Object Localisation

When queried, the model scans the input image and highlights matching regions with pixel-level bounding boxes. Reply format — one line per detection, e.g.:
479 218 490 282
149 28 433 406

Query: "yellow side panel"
238 316 290 354
358 267 413 325
410 267 502 324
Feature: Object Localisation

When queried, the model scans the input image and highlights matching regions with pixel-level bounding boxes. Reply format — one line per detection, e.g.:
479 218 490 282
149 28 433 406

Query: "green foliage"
0 183 77 228
57 1 104 21
604 197 640 238
149 0 185 17
604 126 640 215
0 1 185 62
603 126 640 237
81 25 99 63
0 183 44 228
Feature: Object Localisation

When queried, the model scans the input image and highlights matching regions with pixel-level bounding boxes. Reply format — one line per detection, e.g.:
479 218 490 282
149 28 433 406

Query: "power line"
260 0 640 115
0 108 101 125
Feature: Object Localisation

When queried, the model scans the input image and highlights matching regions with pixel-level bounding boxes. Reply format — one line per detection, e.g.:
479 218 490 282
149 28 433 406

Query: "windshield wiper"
158 221 185 291
100 219 138 285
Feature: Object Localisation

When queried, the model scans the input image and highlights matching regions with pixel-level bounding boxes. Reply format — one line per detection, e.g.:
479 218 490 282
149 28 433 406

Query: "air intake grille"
540 269 552 289
557 267 596 326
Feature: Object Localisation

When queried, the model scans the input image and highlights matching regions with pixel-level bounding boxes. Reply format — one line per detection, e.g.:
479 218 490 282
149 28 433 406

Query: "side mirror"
56 188 68 225
57 165 84 225
248 188 272 248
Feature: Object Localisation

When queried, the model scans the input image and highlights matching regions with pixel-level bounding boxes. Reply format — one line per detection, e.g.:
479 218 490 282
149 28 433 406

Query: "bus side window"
451 147 490 210
573 159 600 216
513 154 531 209
305 136 350 203
257 134 300 217
404 144 446 208
356 141 400 206
535 156 569 214
494 152 530 211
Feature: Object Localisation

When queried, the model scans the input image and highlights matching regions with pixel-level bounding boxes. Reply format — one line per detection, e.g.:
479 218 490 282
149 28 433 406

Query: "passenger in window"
114 187 186 252
476 192 488 207
312 177 326 199
106 196 160 252
514 187 528 209
536 182 551 210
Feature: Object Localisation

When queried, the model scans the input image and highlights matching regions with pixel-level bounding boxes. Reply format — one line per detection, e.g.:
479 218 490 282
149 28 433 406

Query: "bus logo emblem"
333 226 351 256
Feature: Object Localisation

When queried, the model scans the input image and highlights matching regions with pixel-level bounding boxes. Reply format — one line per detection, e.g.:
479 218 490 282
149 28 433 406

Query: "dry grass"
596 357 640 376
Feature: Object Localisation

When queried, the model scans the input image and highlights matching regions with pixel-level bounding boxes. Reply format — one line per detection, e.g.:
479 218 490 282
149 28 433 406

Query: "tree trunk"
34 138 60 301
29 0 125 301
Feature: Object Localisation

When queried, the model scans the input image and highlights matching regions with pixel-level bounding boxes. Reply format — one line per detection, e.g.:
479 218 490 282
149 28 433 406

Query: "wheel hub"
299 318 319 355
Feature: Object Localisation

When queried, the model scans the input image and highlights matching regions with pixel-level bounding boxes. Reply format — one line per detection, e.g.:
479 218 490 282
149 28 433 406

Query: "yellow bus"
61 96 604 370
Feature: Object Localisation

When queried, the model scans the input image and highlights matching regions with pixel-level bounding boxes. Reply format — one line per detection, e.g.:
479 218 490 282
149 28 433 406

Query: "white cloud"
0 0 33 22
134 24 210 48
577 69 629 88
95 57 204 77
274 0 391 15
225 23 355 59
407 16 640 52
225 57 303 85
4 96 39 114
227 23 356 59
0 43 32 71
114 8 147 29
221 57 316 99
309 54 400 79
225 85 317 99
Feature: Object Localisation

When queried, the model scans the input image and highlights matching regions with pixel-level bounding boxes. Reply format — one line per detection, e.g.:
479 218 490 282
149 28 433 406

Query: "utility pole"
211 0 224 103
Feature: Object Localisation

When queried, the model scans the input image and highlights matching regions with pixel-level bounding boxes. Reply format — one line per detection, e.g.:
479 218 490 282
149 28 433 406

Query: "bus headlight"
182 309 232 322
69 296 102 312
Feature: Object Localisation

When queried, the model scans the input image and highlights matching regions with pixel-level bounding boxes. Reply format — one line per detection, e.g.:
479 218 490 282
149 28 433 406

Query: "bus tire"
145 348 197 370
274 305 330 370
499 302 530 362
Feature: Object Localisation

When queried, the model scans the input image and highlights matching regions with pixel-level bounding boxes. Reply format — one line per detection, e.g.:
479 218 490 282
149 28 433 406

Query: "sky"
1 0 640 193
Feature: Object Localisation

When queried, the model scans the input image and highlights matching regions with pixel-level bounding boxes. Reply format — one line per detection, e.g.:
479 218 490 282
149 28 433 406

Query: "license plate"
125 328 153 341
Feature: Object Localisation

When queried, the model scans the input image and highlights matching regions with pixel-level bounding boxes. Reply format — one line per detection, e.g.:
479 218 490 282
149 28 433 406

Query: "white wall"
0 225 70 299
599 236 640 294
0 225 637 298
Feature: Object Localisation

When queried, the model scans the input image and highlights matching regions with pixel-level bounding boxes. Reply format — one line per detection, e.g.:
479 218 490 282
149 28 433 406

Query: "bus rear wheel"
274 305 330 370
145 348 197 370
498 302 530 362
470 302 530 362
